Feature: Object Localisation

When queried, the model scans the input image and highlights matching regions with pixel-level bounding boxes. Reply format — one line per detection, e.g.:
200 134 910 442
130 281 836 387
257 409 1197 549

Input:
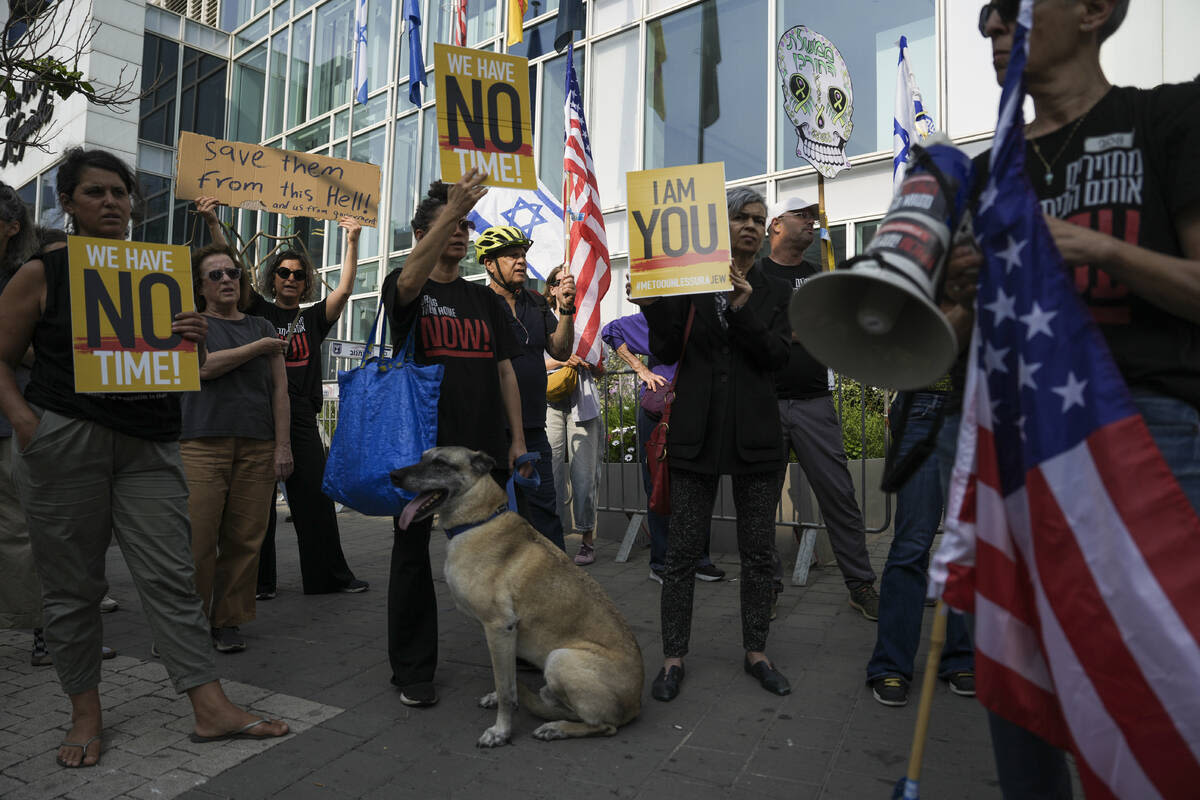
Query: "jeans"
867 393 973 684
637 406 714 570
545 405 602 533
513 426 565 551
983 390 1200 800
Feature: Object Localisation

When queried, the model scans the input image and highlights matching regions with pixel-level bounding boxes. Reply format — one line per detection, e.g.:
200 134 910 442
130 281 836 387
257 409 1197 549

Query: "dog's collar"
444 504 510 540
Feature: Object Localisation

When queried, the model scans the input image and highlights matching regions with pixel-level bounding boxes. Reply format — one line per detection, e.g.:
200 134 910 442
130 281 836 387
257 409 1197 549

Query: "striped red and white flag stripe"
562 43 610 365
453 0 466 46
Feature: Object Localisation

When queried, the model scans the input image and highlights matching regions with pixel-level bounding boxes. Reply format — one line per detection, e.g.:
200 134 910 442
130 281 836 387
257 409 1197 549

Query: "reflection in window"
538 51 581 197
38 167 64 231
505 16 555 61
802 224 847 268
855 219 881 254
288 14 312 129
390 114 420 252
427 0 497 54
365 0 392 92
775 0 936 168
135 172 171 244
644 0 768 181
230 44 266 143
179 48 227 139
419 110 439 189
287 118 330 152
311 0 354 116
138 34 178 145
350 127 386 259
354 260 380 294
266 29 288 139
590 29 637 206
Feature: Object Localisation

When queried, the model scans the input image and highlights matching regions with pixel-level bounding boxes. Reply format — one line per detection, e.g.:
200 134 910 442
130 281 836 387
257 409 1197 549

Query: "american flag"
453 0 466 46
929 2 1200 797
562 43 611 365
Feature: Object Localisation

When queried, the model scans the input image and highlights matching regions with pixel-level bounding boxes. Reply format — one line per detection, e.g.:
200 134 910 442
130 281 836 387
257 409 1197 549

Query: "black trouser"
388 468 509 688
257 398 356 594
512 426 565 551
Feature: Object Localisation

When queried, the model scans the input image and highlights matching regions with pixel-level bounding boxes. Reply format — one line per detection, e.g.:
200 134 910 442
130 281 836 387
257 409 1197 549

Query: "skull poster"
777 26 854 178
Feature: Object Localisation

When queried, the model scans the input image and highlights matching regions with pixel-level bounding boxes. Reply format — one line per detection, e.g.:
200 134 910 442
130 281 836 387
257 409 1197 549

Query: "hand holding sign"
728 266 753 311
339 216 362 245
172 311 208 345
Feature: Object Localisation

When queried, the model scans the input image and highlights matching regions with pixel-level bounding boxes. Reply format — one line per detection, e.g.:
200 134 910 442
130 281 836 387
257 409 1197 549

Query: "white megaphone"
788 135 976 391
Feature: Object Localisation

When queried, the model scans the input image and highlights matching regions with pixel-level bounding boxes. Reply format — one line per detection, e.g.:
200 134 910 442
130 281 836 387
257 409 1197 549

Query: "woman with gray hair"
633 186 795 702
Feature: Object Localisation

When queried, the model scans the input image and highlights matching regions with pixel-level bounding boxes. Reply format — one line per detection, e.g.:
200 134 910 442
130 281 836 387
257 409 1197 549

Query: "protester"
197 199 368 598
381 170 531 708
954 2 1199 796
0 148 288 769
181 243 292 654
865 386 974 707
759 197 880 621
634 187 793 702
602 306 726 584
480 224 575 553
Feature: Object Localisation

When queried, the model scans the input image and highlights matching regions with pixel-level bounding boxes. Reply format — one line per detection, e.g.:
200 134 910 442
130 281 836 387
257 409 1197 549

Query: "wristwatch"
561 304 577 315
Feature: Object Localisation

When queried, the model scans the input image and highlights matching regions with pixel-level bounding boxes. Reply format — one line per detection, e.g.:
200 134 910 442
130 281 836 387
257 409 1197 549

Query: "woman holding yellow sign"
0 148 289 770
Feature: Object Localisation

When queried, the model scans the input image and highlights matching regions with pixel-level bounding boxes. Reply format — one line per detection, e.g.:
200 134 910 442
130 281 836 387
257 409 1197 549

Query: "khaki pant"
181 437 275 628
0 437 42 629
12 410 216 695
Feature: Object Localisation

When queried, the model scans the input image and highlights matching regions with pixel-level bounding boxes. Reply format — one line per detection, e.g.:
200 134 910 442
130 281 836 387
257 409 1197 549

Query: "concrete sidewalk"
1 510 1004 799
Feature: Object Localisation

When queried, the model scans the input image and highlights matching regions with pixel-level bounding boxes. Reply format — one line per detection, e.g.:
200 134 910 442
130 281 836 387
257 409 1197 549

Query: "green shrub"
834 376 890 459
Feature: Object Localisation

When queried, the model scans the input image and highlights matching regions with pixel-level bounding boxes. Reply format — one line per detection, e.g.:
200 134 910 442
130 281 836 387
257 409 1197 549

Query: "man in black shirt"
478 225 577 554
759 197 879 621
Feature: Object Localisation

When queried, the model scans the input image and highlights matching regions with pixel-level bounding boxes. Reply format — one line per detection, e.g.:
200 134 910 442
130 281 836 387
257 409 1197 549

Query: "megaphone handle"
818 175 835 273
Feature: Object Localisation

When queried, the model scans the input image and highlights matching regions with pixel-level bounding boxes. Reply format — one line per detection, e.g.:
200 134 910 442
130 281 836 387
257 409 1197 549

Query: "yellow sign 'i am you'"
67 236 200 393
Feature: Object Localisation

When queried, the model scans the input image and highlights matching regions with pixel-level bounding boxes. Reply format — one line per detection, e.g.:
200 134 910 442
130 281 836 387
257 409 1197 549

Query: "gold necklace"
1028 111 1090 186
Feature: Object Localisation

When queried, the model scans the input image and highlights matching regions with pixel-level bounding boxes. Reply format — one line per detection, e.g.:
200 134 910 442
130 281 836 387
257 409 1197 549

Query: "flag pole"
892 601 949 800
817 174 836 272
562 171 573 277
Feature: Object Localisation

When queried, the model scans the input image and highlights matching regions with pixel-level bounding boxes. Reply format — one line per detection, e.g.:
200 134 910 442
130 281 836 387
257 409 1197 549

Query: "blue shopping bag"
322 301 443 516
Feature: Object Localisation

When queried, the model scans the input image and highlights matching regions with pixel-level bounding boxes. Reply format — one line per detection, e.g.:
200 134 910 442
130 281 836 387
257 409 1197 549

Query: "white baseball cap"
767 196 819 225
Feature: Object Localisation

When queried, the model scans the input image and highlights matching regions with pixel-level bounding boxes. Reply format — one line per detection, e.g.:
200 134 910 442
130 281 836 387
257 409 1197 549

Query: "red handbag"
644 304 695 515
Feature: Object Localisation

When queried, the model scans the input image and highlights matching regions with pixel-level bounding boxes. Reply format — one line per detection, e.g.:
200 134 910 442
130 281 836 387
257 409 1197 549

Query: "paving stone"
126 768 207 800
119 746 197 779
63 769 147 800
5 769 90 800
119 726 190 757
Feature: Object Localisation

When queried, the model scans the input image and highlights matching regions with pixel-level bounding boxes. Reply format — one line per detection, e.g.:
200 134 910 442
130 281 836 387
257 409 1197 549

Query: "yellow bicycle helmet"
475 225 533 262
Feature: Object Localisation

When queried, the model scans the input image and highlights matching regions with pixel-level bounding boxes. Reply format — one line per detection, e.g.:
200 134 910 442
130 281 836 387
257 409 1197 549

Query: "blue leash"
507 452 540 511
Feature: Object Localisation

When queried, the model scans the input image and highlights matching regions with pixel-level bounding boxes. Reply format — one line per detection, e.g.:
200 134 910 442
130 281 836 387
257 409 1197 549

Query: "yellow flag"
506 0 528 47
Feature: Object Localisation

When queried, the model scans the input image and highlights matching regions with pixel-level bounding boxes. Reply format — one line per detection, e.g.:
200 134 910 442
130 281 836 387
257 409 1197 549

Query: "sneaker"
151 643 160 658
694 563 725 582
946 671 976 697
648 566 665 584
256 587 277 601
211 626 246 653
574 542 595 566
99 595 119 613
101 646 116 660
399 682 438 707
849 584 880 621
340 579 369 593
31 630 51 667
870 676 909 707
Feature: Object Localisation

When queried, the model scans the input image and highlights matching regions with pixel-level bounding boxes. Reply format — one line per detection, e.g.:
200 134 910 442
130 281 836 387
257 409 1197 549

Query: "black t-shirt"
25 248 181 441
971 83 1200 408
246 294 334 411
758 257 830 399
381 269 520 467
499 288 559 428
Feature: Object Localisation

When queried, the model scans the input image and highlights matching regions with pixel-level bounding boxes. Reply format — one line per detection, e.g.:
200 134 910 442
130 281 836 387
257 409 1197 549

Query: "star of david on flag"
928 2 1200 797
467 179 564 281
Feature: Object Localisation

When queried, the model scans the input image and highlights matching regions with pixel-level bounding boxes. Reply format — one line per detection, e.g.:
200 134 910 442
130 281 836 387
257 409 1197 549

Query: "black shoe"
651 665 684 702
399 682 438 707
946 671 976 697
211 626 246 653
694 563 725 582
256 587 277 601
340 579 369 594
870 675 909 707
744 658 791 696
849 584 880 621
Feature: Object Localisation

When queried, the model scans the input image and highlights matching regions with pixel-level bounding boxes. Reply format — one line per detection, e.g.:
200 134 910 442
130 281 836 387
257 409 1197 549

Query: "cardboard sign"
67 236 200 393
175 132 381 226
434 43 536 190
626 163 731 299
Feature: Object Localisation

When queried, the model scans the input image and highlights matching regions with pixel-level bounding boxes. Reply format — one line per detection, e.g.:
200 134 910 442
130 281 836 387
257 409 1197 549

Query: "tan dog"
391 446 644 747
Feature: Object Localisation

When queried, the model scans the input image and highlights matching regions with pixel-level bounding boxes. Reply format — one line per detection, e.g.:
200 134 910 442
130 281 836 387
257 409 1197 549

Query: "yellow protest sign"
174 132 380 226
626 163 731 299
67 236 200 394
434 43 536 190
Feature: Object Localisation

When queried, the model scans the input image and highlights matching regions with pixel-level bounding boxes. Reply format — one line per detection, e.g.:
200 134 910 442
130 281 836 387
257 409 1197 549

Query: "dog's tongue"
397 491 436 530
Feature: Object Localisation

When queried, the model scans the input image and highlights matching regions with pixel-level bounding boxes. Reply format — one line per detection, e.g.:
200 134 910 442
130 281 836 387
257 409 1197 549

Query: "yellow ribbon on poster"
626 162 731 299
67 236 200 393
434 43 536 190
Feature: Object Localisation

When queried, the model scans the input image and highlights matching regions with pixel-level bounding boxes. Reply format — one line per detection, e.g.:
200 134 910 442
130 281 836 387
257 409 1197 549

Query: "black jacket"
643 265 792 474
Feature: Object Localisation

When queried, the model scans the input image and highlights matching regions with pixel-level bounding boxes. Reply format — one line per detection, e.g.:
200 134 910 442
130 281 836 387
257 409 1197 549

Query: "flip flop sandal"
189 718 283 744
55 735 101 768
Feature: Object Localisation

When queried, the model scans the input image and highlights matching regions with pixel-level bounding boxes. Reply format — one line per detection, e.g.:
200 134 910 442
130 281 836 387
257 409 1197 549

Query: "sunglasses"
978 1 1023 36
275 267 307 281
458 218 476 232
206 267 242 282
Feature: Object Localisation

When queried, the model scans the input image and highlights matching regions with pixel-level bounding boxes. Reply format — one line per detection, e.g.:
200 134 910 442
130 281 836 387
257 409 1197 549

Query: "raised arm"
324 217 361 323
392 169 488 307
545 273 576 359
196 197 228 246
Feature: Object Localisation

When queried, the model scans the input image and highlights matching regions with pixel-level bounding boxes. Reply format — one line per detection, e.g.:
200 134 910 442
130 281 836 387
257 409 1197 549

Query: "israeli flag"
467 179 565 281
353 0 368 104
892 35 935 189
